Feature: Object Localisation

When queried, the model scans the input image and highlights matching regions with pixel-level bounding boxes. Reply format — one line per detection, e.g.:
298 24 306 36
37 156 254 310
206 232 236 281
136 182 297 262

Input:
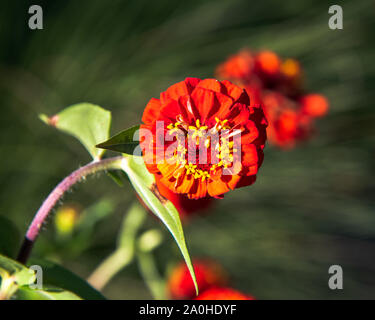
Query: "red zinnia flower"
140 78 267 199
195 287 255 300
168 260 228 300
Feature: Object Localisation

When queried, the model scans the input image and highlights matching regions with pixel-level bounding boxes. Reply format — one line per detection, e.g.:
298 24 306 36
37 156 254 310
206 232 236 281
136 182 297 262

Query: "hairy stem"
17 156 124 264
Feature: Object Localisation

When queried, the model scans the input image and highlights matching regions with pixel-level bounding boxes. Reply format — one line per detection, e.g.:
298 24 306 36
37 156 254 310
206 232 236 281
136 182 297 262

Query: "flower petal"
160 78 201 104
207 179 230 198
142 98 162 125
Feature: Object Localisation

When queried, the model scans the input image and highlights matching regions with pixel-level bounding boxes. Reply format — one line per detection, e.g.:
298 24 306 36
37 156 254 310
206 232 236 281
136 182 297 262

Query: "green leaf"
28 258 105 300
40 103 111 160
15 286 82 300
0 254 35 287
0 255 100 300
106 170 128 187
121 155 198 295
0 216 20 258
96 125 140 154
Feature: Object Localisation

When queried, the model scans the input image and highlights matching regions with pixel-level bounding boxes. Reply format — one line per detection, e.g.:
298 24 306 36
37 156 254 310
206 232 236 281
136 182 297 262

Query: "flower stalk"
16 156 125 264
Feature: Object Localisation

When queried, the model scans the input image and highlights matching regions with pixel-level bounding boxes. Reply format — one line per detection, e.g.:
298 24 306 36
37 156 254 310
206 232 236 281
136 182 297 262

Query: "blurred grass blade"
96 125 140 154
121 155 198 295
40 103 111 160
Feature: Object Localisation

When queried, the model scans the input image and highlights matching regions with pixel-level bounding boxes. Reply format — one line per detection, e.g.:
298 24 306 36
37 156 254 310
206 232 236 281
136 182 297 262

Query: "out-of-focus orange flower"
255 50 281 77
154 175 213 219
195 287 255 300
140 78 267 199
216 50 254 81
300 94 329 118
279 58 303 96
168 260 228 299
280 58 302 81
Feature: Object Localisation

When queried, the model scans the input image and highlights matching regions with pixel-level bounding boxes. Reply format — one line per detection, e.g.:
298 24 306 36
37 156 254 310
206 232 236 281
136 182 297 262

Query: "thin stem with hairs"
16 156 125 265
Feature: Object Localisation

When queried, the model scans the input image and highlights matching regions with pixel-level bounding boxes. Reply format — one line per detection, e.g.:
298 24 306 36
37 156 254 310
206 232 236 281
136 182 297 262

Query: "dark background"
1 0 374 299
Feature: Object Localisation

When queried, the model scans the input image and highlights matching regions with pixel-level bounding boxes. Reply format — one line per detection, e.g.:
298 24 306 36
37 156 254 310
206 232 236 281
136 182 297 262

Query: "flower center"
166 117 236 181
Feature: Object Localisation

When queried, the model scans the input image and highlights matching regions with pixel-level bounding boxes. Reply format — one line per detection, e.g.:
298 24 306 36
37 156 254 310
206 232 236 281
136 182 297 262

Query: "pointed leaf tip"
96 125 140 155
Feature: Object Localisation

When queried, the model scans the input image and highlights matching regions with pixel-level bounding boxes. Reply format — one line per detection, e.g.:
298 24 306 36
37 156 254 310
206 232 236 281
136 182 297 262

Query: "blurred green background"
1 0 374 299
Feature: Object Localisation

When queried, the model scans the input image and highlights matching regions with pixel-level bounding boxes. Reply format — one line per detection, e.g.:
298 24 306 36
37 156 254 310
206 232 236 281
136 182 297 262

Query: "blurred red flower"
262 91 312 149
278 58 304 97
168 259 228 300
216 49 329 149
140 78 267 199
195 287 255 300
215 49 254 81
254 50 281 78
300 93 329 118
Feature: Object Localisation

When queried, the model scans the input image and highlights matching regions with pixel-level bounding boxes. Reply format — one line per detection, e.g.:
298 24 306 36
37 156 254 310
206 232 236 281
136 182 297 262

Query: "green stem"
87 248 133 290
87 202 146 290
137 249 166 300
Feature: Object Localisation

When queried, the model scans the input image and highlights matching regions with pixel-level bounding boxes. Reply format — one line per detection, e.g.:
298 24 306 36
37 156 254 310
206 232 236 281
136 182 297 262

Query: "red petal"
241 120 259 144
142 98 161 125
190 87 217 123
160 78 200 104
220 80 244 101
207 179 230 198
196 79 223 93
234 175 256 188
176 175 195 195
242 144 259 166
